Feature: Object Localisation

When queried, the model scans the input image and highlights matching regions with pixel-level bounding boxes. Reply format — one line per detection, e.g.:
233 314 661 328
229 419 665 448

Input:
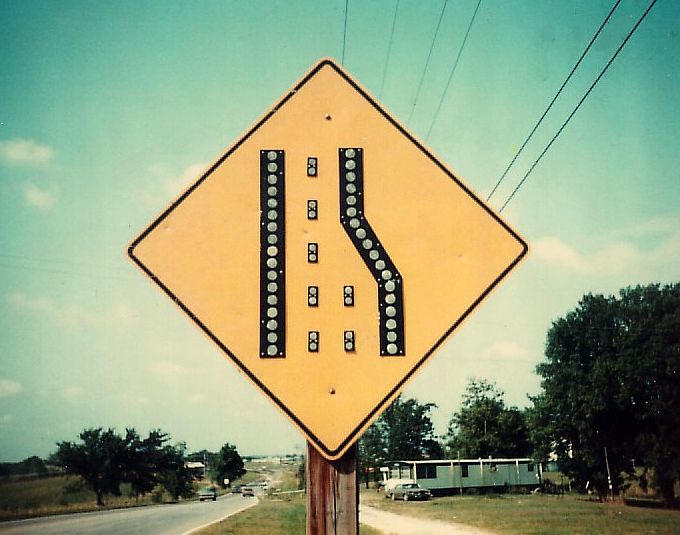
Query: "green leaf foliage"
532 283 680 505
359 395 441 476
445 378 531 459
55 427 194 505
213 443 246 488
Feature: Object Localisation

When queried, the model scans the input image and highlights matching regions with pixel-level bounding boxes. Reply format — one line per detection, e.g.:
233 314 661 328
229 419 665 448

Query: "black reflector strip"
308 331 319 352
339 148 405 356
260 149 285 358
307 157 318 177
344 330 356 352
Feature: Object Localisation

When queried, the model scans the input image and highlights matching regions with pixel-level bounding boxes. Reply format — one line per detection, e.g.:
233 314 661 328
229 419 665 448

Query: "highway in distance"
0 493 257 535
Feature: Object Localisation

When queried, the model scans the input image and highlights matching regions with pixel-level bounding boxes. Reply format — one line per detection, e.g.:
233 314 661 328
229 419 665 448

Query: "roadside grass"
0 475 169 521
361 490 680 535
198 493 383 535
0 462 281 522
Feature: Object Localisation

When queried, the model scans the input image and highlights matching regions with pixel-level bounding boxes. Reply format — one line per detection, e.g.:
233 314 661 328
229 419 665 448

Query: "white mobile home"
382 458 541 494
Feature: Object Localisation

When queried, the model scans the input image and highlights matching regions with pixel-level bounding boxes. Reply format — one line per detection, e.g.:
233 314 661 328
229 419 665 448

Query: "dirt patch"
360 504 496 535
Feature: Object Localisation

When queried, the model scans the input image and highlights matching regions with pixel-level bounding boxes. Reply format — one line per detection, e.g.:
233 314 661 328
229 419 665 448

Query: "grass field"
198 492 383 535
361 489 680 535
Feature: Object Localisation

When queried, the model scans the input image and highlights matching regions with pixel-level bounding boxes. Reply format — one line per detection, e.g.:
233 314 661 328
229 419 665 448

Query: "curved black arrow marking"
339 148 405 356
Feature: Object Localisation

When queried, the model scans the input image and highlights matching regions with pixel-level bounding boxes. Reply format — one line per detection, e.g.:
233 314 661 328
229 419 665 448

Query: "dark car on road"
388 483 432 501
198 486 217 502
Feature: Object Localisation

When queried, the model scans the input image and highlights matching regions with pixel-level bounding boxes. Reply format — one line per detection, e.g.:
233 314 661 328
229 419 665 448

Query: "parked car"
381 478 416 494
198 486 217 502
241 486 255 497
389 482 432 501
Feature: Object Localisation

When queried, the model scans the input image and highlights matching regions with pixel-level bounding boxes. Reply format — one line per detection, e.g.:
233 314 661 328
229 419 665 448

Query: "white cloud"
533 225 680 280
137 162 207 209
188 393 205 405
149 360 187 377
533 237 585 272
62 386 83 400
0 138 54 166
109 300 140 326
7 293 136 330
120 392 149 407
7 292 93 327
23 182 57 209
7 292 52 313
0 379 22 398
621 215 680 238
482 341 530 361
165 163 207 196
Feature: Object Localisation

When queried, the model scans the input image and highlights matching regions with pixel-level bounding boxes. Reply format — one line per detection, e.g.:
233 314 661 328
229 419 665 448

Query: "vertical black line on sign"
260 150 286 358
338 148 405 356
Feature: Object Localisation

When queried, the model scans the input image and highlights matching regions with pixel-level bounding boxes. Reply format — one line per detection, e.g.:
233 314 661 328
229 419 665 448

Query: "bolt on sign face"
128 58 527 460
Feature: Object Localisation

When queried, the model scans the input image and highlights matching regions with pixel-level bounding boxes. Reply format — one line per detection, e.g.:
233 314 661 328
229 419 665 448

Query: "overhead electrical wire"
499 0 658 212
342 0 349 65
379 0 401 99
407 0 449 125
426 0 482 141
0 262 129 281
486 0 622 202
0 252 130 281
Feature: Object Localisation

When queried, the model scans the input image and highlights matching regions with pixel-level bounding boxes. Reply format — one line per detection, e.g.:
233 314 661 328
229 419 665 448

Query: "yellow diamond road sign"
129 58 527 460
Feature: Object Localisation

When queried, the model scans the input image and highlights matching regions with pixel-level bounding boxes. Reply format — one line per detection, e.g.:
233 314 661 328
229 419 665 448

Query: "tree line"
54 428 245 506
360 283 680 507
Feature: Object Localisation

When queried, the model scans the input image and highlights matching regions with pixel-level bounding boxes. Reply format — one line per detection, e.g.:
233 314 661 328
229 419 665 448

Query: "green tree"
213 443 246 487
358 422 387 487
124 429 164 498
56 428 130 506
56 427 196 505
157 442 195 501
445 378 530 459
360 396 441 466
532 284 680 505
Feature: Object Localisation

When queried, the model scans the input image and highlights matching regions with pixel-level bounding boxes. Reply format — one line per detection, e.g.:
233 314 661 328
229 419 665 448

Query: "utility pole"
604 446 613 501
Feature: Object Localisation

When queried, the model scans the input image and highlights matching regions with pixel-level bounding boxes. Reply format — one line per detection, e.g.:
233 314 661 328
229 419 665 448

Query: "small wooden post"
306 442 358 535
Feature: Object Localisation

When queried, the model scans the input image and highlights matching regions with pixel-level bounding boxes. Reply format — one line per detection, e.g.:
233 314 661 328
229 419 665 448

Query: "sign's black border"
128 58 528 460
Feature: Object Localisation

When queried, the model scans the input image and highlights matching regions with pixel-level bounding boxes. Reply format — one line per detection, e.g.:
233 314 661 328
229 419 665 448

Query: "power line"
426 0 482 141
499 0 658 212
486 0 622 202
407 0 449 125
0 262 129 281
379 0 401 99
341 0 349 65
0 252 131 281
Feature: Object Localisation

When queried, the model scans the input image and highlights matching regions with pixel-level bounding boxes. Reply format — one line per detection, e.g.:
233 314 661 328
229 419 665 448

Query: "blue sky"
1 0 678 461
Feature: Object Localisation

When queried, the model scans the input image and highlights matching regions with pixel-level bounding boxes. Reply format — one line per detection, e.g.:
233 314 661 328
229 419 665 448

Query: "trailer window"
416 465 437 479
461 464 469 478
527 463 534 472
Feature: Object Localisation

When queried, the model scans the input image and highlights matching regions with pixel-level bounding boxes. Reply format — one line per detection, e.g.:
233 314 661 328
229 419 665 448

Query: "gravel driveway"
360 504 496 535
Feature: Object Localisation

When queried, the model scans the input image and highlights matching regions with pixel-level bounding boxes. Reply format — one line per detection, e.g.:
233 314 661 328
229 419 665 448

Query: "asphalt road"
0 494 257 535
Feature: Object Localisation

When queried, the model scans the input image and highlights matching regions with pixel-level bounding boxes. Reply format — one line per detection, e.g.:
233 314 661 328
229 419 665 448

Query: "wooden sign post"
306 442 358 535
